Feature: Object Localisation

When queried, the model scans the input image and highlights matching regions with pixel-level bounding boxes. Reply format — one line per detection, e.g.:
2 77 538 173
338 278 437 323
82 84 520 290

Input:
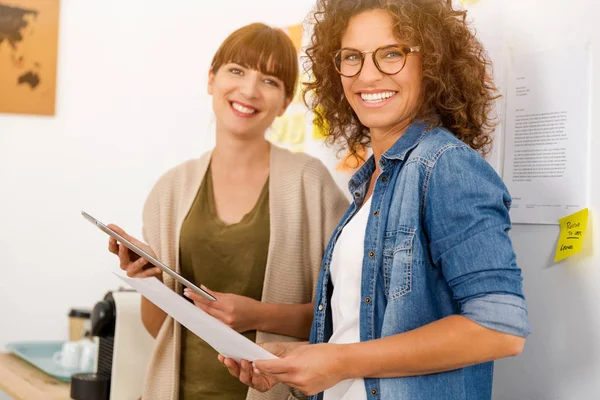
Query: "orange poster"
0 0 60 116
336 145 368 173
282 24 302 53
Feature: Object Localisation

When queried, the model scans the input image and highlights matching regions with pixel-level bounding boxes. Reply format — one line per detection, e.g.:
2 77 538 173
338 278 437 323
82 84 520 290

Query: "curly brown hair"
303 0 499 157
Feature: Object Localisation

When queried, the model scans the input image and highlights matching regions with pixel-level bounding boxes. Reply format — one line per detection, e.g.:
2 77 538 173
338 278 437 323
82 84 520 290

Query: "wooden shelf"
0 353 69 400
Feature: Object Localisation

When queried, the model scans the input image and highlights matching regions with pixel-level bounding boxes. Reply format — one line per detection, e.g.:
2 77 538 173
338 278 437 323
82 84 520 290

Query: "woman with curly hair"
220 1 531 399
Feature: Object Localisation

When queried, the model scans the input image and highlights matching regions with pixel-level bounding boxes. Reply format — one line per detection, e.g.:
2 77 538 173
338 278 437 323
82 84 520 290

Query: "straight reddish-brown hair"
211 23 299 100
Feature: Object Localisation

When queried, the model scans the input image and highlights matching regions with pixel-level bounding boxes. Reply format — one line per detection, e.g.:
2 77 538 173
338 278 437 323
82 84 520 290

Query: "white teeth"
231 102 256 114
360 91 396 103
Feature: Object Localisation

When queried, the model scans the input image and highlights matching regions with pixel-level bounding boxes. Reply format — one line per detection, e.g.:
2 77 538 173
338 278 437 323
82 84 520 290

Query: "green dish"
6 341 81 382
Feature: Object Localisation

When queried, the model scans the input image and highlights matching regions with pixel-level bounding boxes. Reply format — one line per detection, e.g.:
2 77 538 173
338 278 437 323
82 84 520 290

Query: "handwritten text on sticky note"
554 208 589 262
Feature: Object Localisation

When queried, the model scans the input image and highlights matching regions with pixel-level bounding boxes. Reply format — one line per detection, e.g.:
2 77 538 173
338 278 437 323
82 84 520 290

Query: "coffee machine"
71 290 155 400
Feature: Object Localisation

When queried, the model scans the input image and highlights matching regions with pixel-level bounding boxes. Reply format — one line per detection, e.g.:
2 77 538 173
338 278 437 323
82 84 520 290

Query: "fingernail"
253 367 260 374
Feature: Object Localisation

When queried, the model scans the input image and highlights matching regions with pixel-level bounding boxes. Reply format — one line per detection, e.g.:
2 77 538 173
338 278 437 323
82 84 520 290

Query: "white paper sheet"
503 46 590 224
115 273 277 362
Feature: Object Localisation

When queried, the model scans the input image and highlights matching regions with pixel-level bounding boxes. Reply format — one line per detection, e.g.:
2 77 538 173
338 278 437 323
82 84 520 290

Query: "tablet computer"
82 211 216 301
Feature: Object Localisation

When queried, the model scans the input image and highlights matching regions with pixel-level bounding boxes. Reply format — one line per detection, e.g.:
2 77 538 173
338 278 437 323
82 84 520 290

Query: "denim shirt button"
371 389 378 395
368 251 375 258
354 191 361 198
373 210 379 216
365 297 372 304
318 304 324 311
381 176 388 183
380 160 386 167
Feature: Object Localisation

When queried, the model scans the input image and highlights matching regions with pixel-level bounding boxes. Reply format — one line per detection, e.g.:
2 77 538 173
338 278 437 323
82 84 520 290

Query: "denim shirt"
309 121 531 400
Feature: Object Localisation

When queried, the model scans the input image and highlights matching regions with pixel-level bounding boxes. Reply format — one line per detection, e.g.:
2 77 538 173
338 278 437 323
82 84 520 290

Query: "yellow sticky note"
291 72 308 105
268 113 305 146
311 106 329 140
284 113 306 145
554 208 589 262
268 116 288 143
312 123 328 141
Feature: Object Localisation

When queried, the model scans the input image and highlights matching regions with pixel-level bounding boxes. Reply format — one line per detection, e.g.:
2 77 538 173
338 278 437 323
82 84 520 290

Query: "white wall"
0 0 316 349
464 1 600 399
3 1 598 399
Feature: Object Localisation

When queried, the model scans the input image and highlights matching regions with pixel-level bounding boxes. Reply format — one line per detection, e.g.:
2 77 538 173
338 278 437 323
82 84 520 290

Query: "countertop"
0 353 69 400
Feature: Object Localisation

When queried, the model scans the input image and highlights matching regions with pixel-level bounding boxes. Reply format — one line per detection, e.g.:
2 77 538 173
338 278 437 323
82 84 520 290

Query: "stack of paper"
116 273 276 362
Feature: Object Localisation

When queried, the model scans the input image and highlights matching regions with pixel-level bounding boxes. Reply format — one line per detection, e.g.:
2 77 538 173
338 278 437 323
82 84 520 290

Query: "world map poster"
0 0 60 116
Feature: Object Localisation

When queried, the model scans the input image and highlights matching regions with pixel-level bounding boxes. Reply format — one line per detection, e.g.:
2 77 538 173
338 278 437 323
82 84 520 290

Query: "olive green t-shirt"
179 168 269 400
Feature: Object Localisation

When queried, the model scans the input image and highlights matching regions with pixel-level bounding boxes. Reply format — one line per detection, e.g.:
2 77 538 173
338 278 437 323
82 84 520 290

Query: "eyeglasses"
332 44 421 78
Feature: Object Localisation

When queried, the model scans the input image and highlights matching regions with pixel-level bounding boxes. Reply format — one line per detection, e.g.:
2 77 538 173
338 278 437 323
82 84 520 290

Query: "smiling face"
340 9 423 136
208 62 289 140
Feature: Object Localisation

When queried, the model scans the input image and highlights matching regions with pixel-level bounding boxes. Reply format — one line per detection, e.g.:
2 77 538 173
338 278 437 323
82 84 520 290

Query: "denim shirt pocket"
383 228 415 301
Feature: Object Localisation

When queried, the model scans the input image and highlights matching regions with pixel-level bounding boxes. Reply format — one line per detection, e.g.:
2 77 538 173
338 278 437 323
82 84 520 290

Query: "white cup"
78 339 97 372
52 341 81 370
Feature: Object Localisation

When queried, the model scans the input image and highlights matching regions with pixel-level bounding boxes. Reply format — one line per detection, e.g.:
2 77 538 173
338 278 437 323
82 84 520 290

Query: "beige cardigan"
140 144 349 400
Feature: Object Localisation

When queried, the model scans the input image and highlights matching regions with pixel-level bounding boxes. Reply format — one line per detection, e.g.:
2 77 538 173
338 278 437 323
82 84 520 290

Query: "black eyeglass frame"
331 44 421 77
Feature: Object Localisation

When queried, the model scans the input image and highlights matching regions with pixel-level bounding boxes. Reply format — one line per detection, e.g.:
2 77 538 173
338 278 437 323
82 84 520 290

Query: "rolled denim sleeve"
462 294 530 337
424 144 531 338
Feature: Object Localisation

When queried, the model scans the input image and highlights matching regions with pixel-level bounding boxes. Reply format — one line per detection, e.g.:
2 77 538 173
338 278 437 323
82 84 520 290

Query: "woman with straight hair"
108 22 348 400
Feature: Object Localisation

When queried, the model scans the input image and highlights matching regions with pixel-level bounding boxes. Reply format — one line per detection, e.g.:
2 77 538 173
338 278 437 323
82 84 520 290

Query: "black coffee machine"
71 289 155 400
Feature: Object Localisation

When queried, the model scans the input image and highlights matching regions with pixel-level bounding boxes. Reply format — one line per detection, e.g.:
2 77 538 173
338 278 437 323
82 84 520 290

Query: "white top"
323 197 371 400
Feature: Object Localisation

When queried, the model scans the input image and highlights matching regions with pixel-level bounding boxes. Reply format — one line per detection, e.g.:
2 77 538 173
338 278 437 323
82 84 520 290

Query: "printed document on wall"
503 46 590 224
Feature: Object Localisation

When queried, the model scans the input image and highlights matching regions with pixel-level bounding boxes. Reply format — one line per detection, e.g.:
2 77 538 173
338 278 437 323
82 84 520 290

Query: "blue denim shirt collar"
348 120 430 198
382 120 429 161
347 157 375 199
